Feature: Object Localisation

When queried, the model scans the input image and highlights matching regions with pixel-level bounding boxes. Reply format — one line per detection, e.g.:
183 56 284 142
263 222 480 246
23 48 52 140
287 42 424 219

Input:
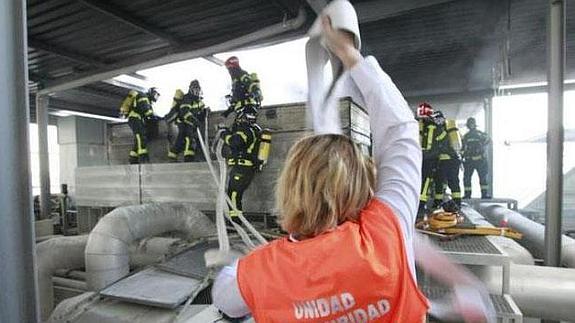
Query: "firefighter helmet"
224 56 240 69
466 117 477 129
189 79 202 97
147 87 160 102
417 102 433 117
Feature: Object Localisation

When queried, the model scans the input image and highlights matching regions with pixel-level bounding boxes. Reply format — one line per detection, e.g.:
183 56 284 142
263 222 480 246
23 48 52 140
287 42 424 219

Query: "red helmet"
224 56 240 69
417 102 433 117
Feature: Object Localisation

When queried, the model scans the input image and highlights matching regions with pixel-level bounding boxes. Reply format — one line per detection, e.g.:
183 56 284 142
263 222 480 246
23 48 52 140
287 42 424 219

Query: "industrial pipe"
85 203 216 290
128 236 189 268
37 235 88 321
38 235 190 321
462 206 534 265
478 204 575 268
471 264 575 321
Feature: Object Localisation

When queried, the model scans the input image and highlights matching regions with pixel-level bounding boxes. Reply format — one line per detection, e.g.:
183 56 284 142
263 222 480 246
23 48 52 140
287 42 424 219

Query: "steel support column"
0 0 40 321
37 94 51 219
484 96 494 198
544 0 565 268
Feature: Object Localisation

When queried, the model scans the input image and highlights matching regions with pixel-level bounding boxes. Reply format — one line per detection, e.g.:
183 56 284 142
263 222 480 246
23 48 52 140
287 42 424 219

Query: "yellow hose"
418 211 523 240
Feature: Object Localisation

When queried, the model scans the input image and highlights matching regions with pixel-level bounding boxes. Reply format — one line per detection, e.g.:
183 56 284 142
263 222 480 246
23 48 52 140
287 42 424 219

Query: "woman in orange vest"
212 16 495 323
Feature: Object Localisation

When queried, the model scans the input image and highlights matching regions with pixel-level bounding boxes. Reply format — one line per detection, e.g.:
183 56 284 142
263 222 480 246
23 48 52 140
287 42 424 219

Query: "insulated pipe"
478 204 575 268
462 206 534 265
471 264 575 321
545 0 566 268
85 203 216 290
38 236 188 321
37 235 88 321
37 94 51 219
0 0 39 321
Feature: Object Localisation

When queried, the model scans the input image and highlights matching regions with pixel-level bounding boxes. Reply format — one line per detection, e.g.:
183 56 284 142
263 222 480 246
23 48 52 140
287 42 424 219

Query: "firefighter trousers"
418 157 437 219
127 117 148 163
463 158 490 198
168 124 196 162
434 158 462 207
227 165 256 220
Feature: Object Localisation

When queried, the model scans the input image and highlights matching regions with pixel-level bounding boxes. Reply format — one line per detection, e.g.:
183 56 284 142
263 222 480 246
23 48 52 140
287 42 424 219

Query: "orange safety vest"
237 198 429 322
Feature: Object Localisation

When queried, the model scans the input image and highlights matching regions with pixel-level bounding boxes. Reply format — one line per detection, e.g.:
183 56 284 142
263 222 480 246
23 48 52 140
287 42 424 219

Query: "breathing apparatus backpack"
255 128 271 171
446 119 462 153
119 90 138 117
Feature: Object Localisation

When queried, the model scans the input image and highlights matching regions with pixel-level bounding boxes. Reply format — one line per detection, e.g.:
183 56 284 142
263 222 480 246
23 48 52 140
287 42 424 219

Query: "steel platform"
421 285 523 323
429 234 512 294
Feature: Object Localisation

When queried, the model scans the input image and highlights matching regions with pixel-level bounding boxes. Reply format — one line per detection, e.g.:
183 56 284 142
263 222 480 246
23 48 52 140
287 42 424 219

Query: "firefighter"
221 56 263 119
165 80 208 162
462 117 491 199
220 112 262 222
119 87 159 164
416 102 447 219
433 119 463 209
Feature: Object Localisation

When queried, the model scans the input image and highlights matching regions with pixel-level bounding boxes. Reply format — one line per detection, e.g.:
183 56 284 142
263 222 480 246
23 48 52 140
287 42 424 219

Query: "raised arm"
349 59 421 239
321 15 421 269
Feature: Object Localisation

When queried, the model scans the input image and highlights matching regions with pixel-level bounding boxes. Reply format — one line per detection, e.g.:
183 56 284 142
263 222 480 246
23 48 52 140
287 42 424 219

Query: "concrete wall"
75 99 370 219
58 116 108 197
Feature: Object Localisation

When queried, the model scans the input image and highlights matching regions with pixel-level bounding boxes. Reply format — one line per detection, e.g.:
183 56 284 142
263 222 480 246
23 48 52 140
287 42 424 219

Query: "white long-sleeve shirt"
212 56 422 318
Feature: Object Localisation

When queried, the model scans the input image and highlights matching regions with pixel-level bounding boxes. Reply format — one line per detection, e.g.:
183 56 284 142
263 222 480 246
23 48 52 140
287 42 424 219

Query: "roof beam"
28 37 108 68
78 0 180 46
28 70 52 84
48 98 117 118
73 86 123 99
355 0 460 24
202 55 225 66
38 8 308 95
102 78 147 92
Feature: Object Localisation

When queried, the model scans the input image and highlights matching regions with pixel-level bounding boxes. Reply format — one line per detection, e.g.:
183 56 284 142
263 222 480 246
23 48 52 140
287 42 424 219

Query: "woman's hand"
321 16 362 70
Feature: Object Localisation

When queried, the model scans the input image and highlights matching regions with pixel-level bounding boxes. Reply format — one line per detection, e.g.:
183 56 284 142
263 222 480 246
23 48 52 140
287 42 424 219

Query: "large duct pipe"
471 264 575 321
462 206 534 265
478 204 575 267
38 235 189 321
85 203 216 290
37 235 88 321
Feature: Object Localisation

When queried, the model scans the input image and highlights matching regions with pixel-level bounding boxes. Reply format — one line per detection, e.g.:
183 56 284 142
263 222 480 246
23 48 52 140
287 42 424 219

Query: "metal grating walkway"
421 286 515 315
434 235 501 254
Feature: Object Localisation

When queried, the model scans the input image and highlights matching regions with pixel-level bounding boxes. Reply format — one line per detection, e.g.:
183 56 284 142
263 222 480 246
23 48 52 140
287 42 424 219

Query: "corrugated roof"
358 0 575 96
27 0 310 116
27 0 575 116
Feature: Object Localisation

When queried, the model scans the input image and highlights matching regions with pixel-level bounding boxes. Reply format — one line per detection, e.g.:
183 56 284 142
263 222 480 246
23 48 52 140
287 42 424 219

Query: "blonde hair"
276 134 376 237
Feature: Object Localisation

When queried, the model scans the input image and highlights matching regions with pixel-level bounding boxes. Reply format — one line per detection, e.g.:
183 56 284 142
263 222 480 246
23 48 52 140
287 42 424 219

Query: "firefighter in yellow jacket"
433 119 463 209
416 102 447 219
221 56 263 119
119 87 159 164
219 112 270 222
165 80 208 162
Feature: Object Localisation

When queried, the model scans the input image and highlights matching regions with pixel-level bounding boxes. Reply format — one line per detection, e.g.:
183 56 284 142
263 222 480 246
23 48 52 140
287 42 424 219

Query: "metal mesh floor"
420 284 515 316
433 235 501 254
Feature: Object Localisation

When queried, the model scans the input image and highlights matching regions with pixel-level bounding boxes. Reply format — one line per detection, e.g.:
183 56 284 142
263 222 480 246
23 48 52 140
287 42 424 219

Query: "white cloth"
212 56 421 318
